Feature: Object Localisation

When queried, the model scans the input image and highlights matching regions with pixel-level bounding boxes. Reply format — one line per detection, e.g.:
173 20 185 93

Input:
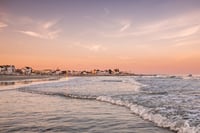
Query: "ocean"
0 76 199 133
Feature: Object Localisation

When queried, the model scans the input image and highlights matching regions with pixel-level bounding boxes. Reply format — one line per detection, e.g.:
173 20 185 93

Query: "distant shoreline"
0 74 158 81
0 75 64 81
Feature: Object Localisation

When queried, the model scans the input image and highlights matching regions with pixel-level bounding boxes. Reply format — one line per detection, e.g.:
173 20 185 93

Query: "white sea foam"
96 96 199 133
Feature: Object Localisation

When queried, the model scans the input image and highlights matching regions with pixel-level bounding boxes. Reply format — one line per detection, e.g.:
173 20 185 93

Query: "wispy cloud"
73 42 106 52
43 20 58 29
0 22 8 29
85 44 105 52
18 31 43 38
139 14 200 39
19 29 61 39
0 22 7 28
0 12 61 39
83 44 106 52
18 19 61 39
102 11 200 40
46 29 61 39
119 20 131 32
160 25 199 39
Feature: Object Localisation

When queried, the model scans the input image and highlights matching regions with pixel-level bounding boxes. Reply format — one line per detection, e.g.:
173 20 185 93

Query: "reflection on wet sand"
0 76 62 86
0 82 15 86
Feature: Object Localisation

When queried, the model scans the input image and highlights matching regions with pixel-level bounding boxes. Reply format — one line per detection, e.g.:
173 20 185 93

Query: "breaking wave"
97 96 199 133
17 76 200 133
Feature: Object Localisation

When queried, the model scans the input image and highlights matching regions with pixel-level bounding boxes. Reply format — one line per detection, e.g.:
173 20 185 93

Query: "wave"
96 96 200 133
155 74 200 80
18 85 199 133
96 96 199 133
18 87 97 100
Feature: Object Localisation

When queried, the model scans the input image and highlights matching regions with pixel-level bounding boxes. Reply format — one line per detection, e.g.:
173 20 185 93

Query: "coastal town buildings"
0 65 15 74
96 70 109 75
0 65 128 76
40 69 53 75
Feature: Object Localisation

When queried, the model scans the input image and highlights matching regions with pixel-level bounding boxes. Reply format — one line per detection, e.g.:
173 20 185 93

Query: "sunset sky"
1 0 200 74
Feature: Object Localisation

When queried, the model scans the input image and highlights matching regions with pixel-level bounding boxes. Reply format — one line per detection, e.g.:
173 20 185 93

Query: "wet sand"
0 75 63 88
0 75 63 81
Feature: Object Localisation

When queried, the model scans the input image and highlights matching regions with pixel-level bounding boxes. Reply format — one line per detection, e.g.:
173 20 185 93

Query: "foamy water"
1 76 200 133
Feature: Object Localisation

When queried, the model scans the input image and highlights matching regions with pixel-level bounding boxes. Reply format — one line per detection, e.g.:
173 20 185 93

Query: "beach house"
7 65 15 74
21 67 32 75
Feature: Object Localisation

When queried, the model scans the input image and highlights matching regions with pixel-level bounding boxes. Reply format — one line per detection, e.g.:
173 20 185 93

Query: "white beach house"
21 67 32 75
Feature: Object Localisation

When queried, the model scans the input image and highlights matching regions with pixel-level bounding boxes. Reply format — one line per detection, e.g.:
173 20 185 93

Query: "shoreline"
0 75 65 87
0 75 64 82
0 74 157 81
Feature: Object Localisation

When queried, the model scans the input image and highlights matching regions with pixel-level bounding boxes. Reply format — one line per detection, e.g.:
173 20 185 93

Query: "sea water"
0 76 199 133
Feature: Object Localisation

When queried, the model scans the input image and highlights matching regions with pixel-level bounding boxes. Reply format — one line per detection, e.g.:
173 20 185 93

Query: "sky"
0 0 200 74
